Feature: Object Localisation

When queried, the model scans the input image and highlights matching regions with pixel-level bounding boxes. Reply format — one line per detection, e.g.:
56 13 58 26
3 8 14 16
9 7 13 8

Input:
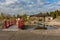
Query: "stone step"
8 25 18 29
2 29 19 31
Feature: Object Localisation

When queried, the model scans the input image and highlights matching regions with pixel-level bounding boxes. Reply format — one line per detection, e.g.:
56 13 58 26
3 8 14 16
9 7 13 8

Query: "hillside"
48 17 60 26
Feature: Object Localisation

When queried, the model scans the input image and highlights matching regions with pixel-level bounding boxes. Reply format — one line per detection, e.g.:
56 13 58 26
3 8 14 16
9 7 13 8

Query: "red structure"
21 19 24 25
18 20 21 29
3 18 24 29
4 21 7 28
7 20 10 28
8 20 10 26
7 21 9 28
17 18 24 29
3 19 15 28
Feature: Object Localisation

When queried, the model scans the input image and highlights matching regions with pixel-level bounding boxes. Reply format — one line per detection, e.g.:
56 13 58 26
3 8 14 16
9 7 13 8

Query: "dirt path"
0 29 60 40
45 18 60 26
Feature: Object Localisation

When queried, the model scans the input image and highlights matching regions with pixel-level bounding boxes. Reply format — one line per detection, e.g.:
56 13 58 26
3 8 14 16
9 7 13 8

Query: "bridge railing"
2 19 16 29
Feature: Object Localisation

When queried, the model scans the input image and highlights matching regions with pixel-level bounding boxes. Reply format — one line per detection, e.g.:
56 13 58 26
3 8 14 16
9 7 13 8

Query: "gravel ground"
0 29 60 40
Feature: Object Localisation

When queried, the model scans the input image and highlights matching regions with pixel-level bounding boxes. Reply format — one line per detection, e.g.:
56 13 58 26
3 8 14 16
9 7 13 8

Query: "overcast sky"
0 0 60 15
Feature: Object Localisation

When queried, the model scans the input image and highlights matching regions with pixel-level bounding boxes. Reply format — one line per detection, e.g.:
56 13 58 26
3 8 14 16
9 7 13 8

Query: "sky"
0 0 60 15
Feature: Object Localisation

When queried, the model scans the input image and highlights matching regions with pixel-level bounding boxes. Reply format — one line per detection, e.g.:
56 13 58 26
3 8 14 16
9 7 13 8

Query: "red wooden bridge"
3 19 24 29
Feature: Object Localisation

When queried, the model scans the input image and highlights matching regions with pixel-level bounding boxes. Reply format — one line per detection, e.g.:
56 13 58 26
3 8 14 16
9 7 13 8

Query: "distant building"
30 14 54 23
45 16 53 22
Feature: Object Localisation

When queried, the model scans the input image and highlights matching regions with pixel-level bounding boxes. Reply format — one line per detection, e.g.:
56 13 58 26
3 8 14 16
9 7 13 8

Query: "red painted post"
17 18 22 29
9 20 10 26
3 20 7 28
21 19 24 25
7 20 10 27
17 18 24 29
7 20 9 28
18 20 20 29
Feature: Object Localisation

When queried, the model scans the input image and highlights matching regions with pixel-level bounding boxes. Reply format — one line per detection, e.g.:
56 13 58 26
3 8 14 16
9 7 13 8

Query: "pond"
21 21 57 30
21 24 57 30
45 25 57 30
